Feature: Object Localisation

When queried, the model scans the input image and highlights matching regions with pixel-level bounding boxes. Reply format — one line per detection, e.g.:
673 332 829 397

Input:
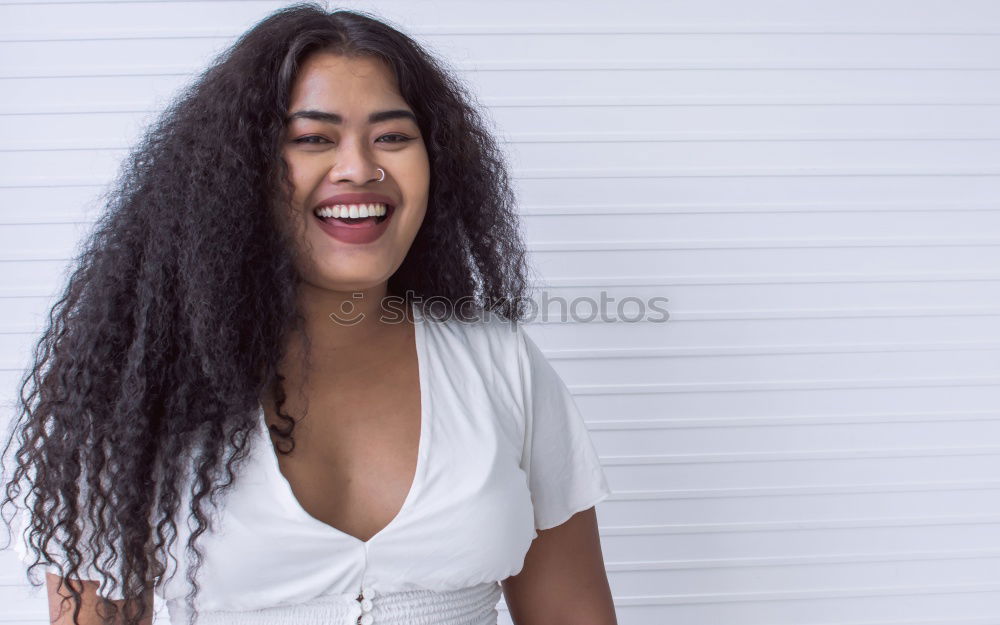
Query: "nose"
327 137 381 185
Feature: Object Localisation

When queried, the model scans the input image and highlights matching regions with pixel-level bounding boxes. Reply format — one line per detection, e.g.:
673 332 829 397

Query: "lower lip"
313 207 393 244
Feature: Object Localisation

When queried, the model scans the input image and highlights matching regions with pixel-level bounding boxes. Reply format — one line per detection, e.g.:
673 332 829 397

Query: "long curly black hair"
0 4 534 624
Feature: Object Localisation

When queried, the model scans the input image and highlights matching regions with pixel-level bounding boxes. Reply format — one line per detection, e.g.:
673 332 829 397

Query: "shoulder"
415 302 524 369
415 303 530 424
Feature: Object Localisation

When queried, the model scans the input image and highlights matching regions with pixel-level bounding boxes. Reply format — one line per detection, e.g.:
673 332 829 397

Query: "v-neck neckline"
256 301 429 546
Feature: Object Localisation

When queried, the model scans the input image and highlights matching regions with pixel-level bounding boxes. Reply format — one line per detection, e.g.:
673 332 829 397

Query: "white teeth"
315 203 389 219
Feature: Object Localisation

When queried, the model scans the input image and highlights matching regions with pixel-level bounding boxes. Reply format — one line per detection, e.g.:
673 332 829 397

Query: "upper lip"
313 192 396 212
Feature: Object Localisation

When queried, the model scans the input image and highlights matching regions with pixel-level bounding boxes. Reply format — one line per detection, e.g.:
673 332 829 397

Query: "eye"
376 134 412 144
293 136 331 145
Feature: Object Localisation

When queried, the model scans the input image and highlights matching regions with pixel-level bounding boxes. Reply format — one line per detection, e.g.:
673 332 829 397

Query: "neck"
278 281 412 387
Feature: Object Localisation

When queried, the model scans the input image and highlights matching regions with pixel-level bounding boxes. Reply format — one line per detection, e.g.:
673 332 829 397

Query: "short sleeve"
10 481 128 601
515 323 612 531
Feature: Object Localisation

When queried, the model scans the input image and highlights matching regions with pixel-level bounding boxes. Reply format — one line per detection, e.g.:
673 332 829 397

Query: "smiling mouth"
313 203 394 225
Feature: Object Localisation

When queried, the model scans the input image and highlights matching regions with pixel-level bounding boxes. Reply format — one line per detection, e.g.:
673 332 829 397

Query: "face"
280 52 430 294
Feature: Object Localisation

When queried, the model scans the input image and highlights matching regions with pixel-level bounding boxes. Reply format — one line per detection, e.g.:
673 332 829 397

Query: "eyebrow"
285 109 418 125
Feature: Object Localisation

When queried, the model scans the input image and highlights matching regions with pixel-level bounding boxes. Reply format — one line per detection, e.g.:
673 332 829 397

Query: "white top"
13 303 612 624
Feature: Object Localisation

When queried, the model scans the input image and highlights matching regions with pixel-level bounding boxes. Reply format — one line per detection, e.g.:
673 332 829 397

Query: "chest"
262 353 422 544
159 318 540 606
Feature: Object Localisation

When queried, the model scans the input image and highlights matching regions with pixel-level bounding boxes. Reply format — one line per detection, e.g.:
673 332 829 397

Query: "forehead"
287 53 406 111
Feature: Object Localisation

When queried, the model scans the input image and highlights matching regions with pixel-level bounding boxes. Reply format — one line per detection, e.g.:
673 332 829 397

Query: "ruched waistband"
186 581 502 625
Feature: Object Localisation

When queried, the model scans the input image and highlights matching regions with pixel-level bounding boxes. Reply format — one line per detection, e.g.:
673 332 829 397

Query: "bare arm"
501 506 617 625
46 572 154 625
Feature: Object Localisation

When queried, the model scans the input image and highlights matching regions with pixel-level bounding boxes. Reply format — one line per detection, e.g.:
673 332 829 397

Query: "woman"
1 4 616 625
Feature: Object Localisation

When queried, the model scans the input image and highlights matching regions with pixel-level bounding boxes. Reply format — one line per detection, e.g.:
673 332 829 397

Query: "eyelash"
294 134 412 145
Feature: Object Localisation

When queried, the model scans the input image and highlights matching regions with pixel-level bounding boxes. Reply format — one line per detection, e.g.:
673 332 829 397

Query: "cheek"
404 147 431 197
285 158 311 200
282 151 318 197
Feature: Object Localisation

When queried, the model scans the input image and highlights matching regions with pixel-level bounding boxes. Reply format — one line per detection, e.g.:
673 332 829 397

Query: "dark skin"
502 507 618 625
260 305 423 546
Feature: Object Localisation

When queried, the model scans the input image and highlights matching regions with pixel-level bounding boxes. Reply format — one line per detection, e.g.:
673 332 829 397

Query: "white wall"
2 1 1000 624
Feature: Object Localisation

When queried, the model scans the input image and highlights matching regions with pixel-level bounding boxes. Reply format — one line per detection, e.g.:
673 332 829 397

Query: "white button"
361 598 373 611
360 614 374 625
363 586 377 599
